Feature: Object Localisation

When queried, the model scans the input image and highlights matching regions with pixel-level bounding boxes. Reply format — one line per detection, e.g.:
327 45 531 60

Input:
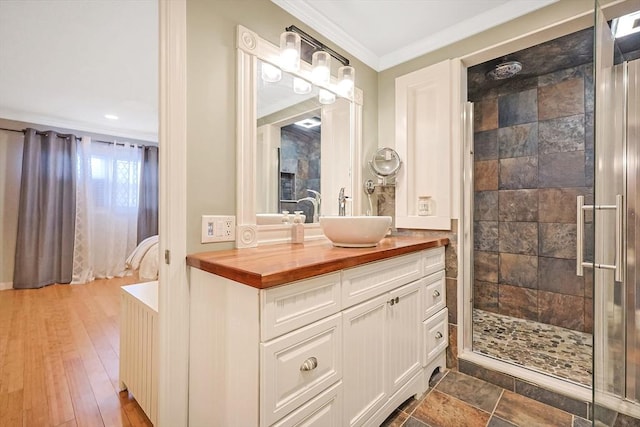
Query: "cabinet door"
387 280 423 396
342 294 388 427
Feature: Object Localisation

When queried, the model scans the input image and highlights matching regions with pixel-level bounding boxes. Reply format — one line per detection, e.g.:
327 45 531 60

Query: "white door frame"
158 0 189 425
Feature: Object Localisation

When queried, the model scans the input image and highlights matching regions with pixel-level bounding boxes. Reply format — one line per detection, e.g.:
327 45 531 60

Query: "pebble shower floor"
472 309 592 386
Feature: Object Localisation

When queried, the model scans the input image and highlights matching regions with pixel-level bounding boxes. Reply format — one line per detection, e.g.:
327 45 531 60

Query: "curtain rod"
0 127 155 148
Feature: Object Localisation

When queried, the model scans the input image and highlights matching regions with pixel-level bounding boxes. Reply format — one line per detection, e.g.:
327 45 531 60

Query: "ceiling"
0 0 560 141
0 1 158 142
272 0 558 71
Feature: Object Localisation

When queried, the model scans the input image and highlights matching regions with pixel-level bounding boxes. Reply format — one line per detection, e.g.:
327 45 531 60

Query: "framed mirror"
236 25 363 247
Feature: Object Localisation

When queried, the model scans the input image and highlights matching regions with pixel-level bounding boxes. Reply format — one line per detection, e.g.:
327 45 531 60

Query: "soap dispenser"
291 210 305 244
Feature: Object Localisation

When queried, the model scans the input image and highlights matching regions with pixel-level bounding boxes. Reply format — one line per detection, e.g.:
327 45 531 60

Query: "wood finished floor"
0 276 153 427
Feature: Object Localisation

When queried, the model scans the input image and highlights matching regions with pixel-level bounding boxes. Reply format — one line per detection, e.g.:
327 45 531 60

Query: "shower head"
486 60 523 80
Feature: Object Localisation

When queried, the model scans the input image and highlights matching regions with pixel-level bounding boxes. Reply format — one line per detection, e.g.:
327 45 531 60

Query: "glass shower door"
592 0 640 420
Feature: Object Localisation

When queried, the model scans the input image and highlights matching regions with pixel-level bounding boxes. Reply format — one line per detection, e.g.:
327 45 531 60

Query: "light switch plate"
201 215 236 243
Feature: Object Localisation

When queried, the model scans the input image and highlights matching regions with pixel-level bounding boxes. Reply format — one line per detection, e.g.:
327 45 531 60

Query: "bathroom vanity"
186 236 448 426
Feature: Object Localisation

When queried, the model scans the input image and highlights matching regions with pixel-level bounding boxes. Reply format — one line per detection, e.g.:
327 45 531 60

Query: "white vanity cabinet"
188 243 447 427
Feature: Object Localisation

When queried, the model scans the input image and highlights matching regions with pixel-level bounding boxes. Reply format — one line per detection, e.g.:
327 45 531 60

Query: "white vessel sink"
319 216 392 247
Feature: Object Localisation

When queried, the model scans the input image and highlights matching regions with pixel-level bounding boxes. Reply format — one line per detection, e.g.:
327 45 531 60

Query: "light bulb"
279 31 301 72
338 66 355 97
318 89 335 105
293 77 312 94
312 51 331 85
261 62 282 83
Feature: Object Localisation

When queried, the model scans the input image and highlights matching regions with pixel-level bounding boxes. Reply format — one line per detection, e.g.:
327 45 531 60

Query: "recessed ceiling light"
295 117 321 129
104 114 119 120
613 11 640 39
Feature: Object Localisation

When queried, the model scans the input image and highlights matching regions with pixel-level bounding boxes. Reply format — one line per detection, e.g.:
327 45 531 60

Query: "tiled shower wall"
472 64 594 333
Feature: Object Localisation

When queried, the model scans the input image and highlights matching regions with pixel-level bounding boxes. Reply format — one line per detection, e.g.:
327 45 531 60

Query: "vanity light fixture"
318 88 336 105
279 31 301 72
293 77 312 94
311 51 331 85
261 62 282 83
338 65 355 97
284 25 355 97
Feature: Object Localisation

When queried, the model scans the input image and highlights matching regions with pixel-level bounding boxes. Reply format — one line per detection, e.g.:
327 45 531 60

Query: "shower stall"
464 1 640 421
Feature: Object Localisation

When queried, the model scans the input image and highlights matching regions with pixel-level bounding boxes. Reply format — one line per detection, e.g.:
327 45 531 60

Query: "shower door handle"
576 194 623 282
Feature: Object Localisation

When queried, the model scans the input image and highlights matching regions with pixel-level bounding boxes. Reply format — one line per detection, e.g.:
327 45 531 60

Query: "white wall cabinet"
188 247 448 426
395 59 461 230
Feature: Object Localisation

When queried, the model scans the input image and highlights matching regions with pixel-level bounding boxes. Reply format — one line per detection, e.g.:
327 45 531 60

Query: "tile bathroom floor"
381 369 590 427
471 309 592 386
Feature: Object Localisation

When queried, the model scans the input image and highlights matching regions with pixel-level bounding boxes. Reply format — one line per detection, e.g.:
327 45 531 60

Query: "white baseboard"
0 282 13 291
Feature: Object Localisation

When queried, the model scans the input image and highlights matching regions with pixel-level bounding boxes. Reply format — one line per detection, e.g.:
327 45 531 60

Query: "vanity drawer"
261 273 341 341
261 314 342 427
342 252 422 308
271 381 342 427
423 308 448 366
422 271 446 320
423 247 445 276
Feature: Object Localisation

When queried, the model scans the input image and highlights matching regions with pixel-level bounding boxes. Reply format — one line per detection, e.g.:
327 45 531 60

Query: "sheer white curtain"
73 138 142 281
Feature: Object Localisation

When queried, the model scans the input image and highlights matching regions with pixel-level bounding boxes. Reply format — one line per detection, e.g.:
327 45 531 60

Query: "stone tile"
497 75 539 96
376 185 395 217
539 151 586 188
539 257 584 296
397 395 421 416
475 98 499 132
498 89 538 127
494 390 573 426
499 222 538 256
435 371 503 413
488 416 518 427
538 291 584 331
584 297 593 334
498 122 538 158
583 63 594 113
412 389 491 427
539 188 591 224
538 78 585 121
538 65 585 87
380 409 408 427
539 223 577 259
594 405 618 426
474 280 499 312
613 410 640 426
499 189 538 222
499 253 538 289
539 115 585 155
499 156 538 190
445 241 458 279
474 251 499 282
475 160 499 191
515 379 589 417
475 191 499 221
447 324 458 369
573 416 591 427
458 360 515 390
499 284 538 320
585 270 593 298
474 129 498 160
403 417 428 427
474 221 499 252
446 278 457 324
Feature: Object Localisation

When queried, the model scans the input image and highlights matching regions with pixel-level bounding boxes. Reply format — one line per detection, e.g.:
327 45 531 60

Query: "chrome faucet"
297 193 320 223
307 189 321 220
338 187 347 216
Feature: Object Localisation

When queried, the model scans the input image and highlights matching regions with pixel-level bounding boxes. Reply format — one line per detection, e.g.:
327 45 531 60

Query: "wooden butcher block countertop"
186 235 449 289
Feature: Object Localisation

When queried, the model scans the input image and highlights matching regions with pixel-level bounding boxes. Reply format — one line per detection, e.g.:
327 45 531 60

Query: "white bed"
125 235 159 280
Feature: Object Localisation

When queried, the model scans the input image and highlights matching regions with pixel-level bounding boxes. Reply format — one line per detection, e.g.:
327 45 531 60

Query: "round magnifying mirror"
369 147 402 184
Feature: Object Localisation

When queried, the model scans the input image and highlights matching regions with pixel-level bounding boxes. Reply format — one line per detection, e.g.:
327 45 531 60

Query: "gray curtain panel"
137 145 159 244
13 129 77 289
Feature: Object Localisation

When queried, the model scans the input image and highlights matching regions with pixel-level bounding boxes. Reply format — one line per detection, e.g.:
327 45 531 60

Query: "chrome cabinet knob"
433 290 440 298
388 296 400 305
300 357 318 371
435 332 443 339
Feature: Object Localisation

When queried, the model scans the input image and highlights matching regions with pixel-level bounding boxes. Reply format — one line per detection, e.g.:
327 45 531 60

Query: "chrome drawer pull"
300 357 318 372
433 290 440 298
435 332 443 339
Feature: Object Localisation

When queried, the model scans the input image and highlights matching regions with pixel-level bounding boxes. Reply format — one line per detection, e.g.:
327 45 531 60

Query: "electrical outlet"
201 215 236 243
